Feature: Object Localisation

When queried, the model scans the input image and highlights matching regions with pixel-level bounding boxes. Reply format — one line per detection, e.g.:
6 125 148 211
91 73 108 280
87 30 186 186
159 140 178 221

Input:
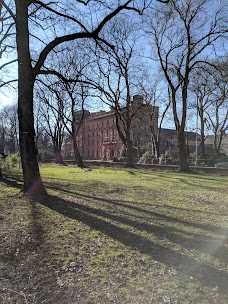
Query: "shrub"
164 149 179 165
5 152 21 168
138 151 158 164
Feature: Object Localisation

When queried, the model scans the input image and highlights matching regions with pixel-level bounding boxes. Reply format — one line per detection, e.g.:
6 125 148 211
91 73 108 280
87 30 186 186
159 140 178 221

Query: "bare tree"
44 79 89 168
190 59 228 158
136 81 171 158
207 60 228 156
0 103 18 154
36 44 94 168
90 17 148 167
191 69 214 159
36 84 66 164
146 0 228 171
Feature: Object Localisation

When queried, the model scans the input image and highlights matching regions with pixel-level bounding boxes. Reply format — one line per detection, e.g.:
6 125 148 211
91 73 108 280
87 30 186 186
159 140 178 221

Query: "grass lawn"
0 164 227 303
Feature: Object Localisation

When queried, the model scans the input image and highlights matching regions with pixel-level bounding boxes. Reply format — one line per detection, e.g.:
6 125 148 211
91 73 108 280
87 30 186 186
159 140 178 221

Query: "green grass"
0 164 227 303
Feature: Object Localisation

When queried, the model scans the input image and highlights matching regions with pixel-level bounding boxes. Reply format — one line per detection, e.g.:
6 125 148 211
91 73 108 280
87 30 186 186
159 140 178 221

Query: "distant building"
159 129 200 155
64 95 159 160
204 134 228 154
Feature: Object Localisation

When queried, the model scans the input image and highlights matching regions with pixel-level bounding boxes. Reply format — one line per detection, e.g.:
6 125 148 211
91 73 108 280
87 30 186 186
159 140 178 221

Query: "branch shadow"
47 183 228 236
36 194 228 296
0 175 23 190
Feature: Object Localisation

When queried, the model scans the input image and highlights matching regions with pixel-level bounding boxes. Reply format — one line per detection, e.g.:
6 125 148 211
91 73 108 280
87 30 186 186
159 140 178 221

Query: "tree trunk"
216 130 224 157
72 135 85 168
199 105 205 159
55 151 64 165
126 139 134 168
156 135 160 159
54 146 65 165
177 130 190 172
16 0 47 196
151 133 160 159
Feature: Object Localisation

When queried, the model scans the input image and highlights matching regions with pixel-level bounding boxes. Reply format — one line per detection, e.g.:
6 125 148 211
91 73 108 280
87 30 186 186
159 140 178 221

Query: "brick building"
64 95 159 160
77 109 123 160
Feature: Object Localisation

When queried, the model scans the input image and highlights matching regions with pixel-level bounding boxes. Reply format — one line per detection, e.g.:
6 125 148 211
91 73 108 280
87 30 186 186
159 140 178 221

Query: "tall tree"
207 60 228 156
0 104 18 154
0 0 153 195
36 84 66 164
137 81 171 158
191 69 214 159
36 44 94 168
92 17 146 167
146 0 227 171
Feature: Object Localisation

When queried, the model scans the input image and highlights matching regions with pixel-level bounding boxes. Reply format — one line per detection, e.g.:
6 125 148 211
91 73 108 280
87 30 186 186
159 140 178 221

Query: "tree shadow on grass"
36 194 228 296
44 187 228 264
47 183 228 236
0 175 23 190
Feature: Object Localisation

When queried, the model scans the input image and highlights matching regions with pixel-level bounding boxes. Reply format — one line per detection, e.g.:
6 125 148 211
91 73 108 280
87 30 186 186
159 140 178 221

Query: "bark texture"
73 135 85 168
177 130 189 172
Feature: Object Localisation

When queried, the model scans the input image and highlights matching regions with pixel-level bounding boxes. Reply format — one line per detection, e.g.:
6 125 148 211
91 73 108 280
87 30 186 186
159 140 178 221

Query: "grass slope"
0 164 227 303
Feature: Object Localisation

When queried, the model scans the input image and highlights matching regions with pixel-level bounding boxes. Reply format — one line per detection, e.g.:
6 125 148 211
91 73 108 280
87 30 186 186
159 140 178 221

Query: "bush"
138 151 158 164
4 152 21 168
217 153 228 162
164 149 179 165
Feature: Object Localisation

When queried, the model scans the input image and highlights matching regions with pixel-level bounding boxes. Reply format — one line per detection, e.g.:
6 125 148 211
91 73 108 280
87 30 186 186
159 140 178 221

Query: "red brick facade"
64 95 159 160
77 110 123 160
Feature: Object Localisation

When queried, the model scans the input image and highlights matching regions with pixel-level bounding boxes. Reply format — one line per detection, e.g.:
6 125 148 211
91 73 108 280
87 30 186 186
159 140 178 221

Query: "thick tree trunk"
177 130 190 172
16 0 47 196
72 136 85 168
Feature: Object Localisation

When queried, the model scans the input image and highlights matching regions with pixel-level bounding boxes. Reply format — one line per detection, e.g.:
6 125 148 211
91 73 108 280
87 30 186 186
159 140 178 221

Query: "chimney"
132 95 143 106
